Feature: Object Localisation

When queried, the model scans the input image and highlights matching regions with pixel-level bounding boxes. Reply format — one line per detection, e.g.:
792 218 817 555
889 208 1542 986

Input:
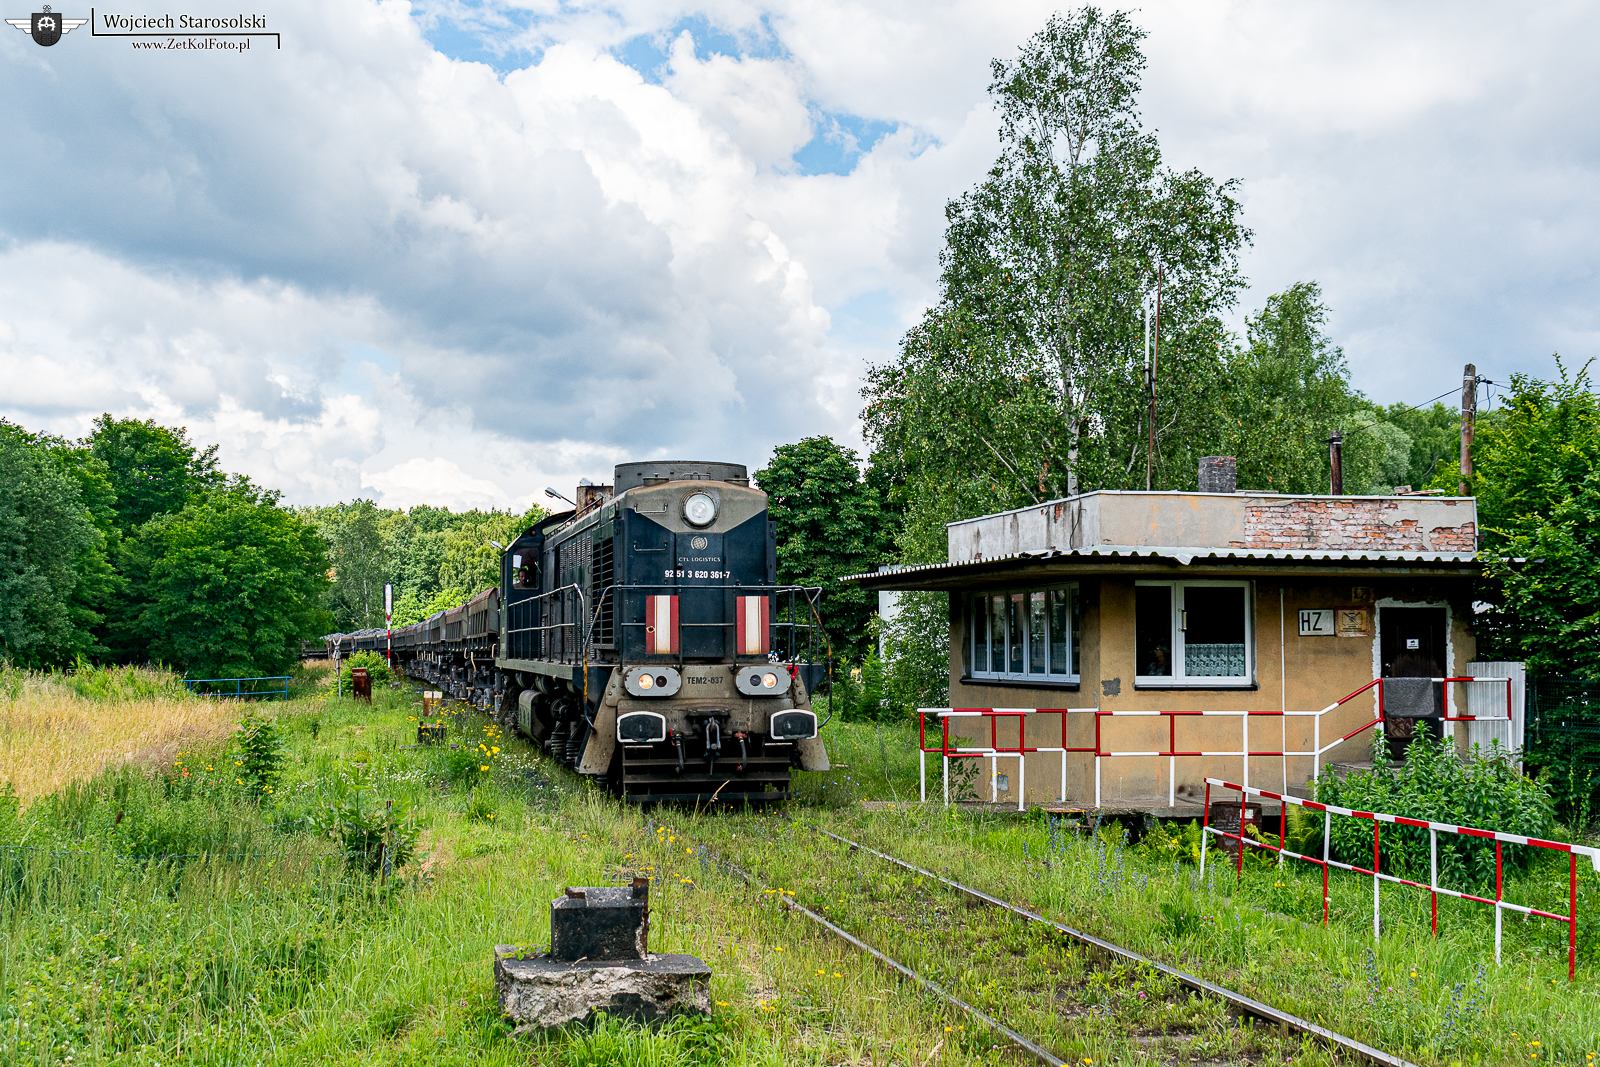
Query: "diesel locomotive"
324 460 831 804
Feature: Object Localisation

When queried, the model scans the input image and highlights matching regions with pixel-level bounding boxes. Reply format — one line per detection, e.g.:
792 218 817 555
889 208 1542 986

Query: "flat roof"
842 544 1483 591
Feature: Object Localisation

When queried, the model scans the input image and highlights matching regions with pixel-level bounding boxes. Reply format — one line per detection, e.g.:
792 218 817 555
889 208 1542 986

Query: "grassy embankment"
1 663 1597 1065
0 664 240 802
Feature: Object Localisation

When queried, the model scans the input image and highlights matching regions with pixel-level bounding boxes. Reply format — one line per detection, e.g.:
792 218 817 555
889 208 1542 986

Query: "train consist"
323 460 831 804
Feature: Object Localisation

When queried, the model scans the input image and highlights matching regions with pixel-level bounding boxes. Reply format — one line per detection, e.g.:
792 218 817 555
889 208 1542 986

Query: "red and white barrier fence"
917 676 1512 810
1202 777 1600 979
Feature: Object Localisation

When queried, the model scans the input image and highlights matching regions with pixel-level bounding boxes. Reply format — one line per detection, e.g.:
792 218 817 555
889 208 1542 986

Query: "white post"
1017 755 1025 812
919 749 926 804
1094 755 1102 808
1059 749 1067 803
1323 811 1332 913
1430 830 1438 898
1313 715 1321 784
1373 859 1381 941
1168 753 1176 809
1243 712 1250 792
1495 905 1503 965
990 755 998 803
943 753 949 808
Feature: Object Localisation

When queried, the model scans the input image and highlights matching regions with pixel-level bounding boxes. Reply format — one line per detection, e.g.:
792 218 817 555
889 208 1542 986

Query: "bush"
65 662 189 702
306 790 420 877
331 650 390 692
1315 733 1555 890
836 653 888 722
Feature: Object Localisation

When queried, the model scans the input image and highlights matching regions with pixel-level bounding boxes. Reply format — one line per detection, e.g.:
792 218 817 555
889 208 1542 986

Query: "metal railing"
1203 777 1600 979
185 676 291 700
917 676 1514 810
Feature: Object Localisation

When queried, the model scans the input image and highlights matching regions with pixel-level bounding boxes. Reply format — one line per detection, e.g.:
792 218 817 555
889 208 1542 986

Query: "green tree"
864 7 1248 540
1216 282 1378 493
0 426 103 666
390 586 468 627
435 508 544 596
125 483 333 678
85 415 221 534
1378 401 1459 489
1469 361 1600 677
756 438 890 662
313 500 392 631
882 591 951 719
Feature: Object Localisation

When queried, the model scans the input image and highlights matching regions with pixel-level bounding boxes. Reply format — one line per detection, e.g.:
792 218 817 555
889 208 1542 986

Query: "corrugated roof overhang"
842 545 1484 591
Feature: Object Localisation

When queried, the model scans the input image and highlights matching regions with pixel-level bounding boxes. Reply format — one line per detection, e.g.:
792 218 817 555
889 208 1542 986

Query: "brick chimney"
1198 456 1237 493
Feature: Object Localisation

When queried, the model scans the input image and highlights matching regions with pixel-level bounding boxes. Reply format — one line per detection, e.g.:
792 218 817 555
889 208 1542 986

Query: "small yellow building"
851 478 1523 813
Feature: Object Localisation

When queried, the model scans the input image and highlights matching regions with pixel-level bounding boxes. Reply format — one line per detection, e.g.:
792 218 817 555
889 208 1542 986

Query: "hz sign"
1299 609 1335 636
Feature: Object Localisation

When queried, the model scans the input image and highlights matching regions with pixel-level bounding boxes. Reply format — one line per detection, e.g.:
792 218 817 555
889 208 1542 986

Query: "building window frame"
1134 579 1255 688
967 585 1080 686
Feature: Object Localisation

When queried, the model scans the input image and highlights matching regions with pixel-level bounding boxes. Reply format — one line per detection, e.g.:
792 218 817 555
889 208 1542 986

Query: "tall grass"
0 665 239 803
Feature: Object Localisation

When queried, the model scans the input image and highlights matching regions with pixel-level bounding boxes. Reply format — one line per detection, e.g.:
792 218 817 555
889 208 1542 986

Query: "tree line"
0 416 547 679
1 417 329 679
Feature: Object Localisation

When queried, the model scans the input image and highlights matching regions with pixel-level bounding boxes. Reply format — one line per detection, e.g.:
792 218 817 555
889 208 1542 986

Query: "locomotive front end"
496 460 829 805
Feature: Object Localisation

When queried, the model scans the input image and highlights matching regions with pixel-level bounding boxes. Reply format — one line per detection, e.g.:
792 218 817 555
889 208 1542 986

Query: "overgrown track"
705 820 1417 1067
810 827 1417 1067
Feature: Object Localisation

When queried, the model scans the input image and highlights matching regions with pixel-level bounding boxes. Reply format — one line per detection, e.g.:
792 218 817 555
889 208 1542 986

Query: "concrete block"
494 949 712 1030
551 879 649 962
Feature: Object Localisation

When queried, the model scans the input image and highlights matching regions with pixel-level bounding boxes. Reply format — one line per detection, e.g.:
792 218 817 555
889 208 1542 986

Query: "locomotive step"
620 757 792 769
621 772 791 785
621 790 790 805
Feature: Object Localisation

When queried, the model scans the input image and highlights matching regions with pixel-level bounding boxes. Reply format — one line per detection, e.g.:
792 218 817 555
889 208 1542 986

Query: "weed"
235 710 286 792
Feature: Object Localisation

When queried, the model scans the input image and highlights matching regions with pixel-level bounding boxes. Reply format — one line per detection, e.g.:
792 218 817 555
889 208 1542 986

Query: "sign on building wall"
1299 609 1335 636
1336 609 1371 637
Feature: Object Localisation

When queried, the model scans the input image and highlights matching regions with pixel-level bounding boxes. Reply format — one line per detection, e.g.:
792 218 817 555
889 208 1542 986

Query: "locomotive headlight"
638 674 653 689
683 492 717 527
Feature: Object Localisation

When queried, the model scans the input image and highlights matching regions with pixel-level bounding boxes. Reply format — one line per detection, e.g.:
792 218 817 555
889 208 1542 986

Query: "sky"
2 0 1596 510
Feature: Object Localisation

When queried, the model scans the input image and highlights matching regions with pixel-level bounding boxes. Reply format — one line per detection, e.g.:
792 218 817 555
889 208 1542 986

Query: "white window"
968 586 1078 684
1135 580 1254 687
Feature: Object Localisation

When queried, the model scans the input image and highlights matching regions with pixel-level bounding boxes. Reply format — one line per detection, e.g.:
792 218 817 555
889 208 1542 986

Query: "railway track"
710 823 1417 1067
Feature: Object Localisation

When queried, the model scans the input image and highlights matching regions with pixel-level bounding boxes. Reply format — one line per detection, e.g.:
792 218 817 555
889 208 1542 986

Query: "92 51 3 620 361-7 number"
664 569 730 580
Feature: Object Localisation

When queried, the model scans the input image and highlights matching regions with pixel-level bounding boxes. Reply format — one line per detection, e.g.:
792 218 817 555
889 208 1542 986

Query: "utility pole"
1328 428 1344 495
1459 363 1477 496
1146 263 1162 491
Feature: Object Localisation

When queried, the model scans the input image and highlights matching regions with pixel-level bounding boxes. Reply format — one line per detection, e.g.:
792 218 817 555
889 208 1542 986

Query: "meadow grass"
1 669 1597 1065
0 664 240 803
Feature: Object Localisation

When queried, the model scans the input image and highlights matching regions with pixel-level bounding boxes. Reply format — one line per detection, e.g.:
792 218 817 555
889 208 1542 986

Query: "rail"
810 827 1417 1067
1202 777 1600 979
917 676 1513 810
184 676 291 700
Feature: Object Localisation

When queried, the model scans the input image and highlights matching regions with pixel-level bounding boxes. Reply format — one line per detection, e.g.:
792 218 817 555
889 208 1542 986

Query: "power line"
1343 379 1492 441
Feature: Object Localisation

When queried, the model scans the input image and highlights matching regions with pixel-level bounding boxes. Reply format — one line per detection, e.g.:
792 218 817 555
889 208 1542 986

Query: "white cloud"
363 457 517 510
3 0 1598 508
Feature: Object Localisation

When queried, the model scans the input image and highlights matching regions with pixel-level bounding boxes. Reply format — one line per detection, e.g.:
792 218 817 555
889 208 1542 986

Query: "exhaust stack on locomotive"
332 460 830 804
